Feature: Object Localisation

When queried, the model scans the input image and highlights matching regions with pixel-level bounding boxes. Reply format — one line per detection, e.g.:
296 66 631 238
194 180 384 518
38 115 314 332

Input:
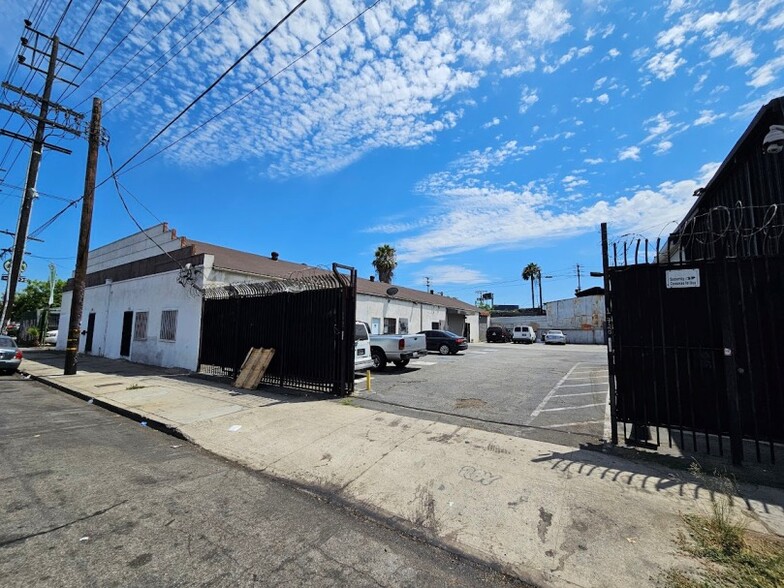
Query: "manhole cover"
455 398 486 409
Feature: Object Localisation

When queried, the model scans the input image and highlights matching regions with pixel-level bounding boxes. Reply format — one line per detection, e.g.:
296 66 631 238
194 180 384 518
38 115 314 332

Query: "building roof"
187 239 481 314
674 96 784 234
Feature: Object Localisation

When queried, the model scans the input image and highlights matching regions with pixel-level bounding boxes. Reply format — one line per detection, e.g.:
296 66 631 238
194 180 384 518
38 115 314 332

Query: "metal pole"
64 97 101 375
1 37 59 332
601 223 618 445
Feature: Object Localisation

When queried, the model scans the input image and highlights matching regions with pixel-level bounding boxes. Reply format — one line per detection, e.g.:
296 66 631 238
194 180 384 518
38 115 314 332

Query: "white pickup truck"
356 322 427 370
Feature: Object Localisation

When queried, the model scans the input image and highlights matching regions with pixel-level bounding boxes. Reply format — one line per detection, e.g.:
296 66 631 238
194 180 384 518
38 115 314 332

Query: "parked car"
361 323 427 370
544 330 567 345
486 326 511 343
512 325 536 344
417 330 468 355
0 335 23 374
44 329 58 345
354 322 374 371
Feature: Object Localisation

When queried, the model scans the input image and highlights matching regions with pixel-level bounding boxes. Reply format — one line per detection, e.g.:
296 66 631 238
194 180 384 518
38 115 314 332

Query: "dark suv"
486 326 511 343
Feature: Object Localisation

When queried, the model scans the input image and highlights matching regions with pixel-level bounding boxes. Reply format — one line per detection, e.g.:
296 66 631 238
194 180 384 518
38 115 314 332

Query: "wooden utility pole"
64 97 101 375
0 24 83 331
2 37 58 330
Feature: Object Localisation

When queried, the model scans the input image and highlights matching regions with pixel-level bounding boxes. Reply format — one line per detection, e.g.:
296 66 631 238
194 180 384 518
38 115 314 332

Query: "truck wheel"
393 359 410 368
371 348 387 371
438 344 450 355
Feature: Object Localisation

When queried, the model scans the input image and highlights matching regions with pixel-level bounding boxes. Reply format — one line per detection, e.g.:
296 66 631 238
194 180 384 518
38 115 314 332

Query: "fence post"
601 223 618 445
716 258 744 465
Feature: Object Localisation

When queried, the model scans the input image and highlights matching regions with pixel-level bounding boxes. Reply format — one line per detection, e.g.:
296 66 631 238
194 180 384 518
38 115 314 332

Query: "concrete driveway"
353 342 609 447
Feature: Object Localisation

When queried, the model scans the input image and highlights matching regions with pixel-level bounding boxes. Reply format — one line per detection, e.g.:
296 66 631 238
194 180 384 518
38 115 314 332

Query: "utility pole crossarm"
0 128 73 154
2 82 85 119
0 102 82 135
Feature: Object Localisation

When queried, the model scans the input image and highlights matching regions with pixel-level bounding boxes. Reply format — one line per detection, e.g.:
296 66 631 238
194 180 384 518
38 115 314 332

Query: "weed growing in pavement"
340 397 355 406
661 461 784 588
126 383 146 390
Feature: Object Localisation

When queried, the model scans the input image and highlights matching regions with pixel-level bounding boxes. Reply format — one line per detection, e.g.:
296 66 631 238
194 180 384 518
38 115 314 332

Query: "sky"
0 0 783 307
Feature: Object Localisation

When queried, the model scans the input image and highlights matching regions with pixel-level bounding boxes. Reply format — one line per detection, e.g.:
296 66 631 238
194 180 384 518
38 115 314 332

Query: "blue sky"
1 0 783 306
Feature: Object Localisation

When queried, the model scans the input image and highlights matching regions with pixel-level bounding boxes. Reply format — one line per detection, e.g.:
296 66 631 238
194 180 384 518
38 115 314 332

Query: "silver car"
544 330 567 345
0 335 22 374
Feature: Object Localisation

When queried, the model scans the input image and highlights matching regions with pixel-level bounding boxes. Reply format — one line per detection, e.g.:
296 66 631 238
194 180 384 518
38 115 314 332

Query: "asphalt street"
353 342 609 448
0 375 527 588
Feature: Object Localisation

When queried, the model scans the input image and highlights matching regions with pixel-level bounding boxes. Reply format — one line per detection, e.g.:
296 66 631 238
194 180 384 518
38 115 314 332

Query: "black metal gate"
603 205 784 464
198 264 357 396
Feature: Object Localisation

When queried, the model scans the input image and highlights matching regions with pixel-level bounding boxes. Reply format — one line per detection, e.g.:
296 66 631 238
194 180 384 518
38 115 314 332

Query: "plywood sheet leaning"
234 348 276 389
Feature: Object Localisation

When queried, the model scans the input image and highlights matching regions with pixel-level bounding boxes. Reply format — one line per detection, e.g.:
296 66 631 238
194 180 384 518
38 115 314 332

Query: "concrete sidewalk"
16 350 784 588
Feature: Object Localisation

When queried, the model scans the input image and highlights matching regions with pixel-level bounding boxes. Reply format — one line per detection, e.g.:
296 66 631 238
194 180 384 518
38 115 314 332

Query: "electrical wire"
61 0 162 104
106 0 311 180
103 0 236 114
121 0 385 176
74 0 190 108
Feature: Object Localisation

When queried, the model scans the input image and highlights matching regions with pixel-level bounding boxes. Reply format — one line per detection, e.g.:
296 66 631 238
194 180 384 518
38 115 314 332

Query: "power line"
75 0 189 108
62 0 162 103
121 0 385 176
107 0 311 179
103 0 237 114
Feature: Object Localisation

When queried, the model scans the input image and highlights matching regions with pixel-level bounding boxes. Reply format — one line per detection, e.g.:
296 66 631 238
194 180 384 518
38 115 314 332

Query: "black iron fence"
604 205 784 464
198 264 357 396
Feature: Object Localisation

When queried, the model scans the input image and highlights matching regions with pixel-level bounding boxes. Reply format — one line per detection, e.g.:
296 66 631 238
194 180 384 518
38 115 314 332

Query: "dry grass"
663 461 784 588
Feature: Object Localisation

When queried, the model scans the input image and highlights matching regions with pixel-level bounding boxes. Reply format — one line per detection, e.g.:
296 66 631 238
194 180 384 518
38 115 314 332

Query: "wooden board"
234 347 276 390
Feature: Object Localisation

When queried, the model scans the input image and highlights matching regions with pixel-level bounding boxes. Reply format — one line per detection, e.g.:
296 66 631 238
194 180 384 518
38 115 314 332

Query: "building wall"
356 295 446 335
489 295 606 345
57 270 203 370
86 223 183 274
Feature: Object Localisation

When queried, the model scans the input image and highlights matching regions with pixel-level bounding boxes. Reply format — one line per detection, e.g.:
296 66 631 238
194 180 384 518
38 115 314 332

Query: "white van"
354 322 375 371
512 325 536 344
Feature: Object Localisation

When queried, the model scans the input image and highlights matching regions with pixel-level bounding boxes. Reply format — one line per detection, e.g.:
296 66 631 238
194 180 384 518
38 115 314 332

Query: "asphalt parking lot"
353 342 609 448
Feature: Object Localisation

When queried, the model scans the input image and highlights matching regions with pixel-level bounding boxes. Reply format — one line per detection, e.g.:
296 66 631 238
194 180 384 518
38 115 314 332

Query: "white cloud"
607 48 620 58
698 161 721 185
482 117 501 128
419 265 489 285
646 49 687 80
655 140 673 154
65 0 577 178
596 93 609 104
542 44 593 73
706 33 756 67
747 55 784 88
593 76 608 90
618 146 641 161
693 110 725 126
584 157 604 165
395 172 700 262
519 86 540 113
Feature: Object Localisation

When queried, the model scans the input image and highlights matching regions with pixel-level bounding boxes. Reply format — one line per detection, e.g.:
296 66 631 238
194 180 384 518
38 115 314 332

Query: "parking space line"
544 419 604 429
539 403 605 413
553 390 609 398
557 382 597 388
410 361 437 366
527 362 582 422
561 376 607 381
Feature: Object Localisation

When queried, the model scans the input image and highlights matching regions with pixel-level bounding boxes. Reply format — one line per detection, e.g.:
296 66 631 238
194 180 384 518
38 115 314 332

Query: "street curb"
23 372 186 441
23 370 540 587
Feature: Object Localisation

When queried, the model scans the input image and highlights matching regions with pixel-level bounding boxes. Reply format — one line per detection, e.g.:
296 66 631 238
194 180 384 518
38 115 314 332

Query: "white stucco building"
57 224 482 370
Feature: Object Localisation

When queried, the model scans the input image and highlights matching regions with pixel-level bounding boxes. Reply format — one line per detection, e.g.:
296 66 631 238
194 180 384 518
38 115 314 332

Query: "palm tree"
522 262 541 309
373 244 397 284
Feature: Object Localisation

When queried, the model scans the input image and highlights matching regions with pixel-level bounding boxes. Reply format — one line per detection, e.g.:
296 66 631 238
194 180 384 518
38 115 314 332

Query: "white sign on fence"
665 268 700 289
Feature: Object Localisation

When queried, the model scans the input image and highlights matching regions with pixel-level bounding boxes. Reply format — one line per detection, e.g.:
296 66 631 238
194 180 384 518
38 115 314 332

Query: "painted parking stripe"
410 361 437 366
553 390 609 398
539 402 606 413
527 362 582 422
544 419 605 429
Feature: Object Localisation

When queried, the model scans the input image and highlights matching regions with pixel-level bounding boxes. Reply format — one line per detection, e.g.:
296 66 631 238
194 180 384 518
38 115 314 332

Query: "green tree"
522 262 540 309
9 279 66 321
372 244 397 284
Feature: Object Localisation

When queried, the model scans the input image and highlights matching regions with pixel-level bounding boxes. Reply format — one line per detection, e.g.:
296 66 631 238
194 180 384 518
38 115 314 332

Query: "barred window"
134 312 148 341
160 310 177 342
